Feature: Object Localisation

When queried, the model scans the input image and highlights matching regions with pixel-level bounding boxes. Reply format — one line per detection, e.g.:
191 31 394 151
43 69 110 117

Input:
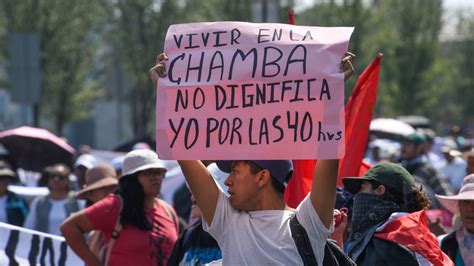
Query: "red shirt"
84 194 179 266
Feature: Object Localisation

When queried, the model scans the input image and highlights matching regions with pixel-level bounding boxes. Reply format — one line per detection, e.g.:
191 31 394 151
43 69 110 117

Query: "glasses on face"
50 173 69 181
140 169 165 177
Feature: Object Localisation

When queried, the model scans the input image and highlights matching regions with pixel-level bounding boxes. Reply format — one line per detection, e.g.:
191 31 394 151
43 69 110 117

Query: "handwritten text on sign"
156 22 353 159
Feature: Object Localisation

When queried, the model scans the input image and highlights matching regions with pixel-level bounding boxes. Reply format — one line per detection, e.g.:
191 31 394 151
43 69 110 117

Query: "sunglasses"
50 173 69 180
140 169 165 177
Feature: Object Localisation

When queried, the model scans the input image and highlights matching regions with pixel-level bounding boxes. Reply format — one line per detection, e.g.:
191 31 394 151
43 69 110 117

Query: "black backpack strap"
290 214 318 266
324 239 357 266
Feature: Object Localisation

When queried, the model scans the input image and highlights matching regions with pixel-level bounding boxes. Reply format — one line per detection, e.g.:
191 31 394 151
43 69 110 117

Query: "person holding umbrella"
437 174 474 265
24 164 80 235
0 167 28 226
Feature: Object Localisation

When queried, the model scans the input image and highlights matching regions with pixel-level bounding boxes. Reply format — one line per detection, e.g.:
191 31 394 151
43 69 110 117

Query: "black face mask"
349 193 400 241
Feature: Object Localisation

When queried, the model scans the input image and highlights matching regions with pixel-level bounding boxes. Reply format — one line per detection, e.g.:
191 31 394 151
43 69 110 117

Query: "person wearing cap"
73 153 98 190
76 163 118 207
61 149 179 266
437 174 474 265
342 163 453 265
24 164 80 235
172 158 340 265
0 167 28 226
149 51 355 264
400 132 453 207
440 139 467 193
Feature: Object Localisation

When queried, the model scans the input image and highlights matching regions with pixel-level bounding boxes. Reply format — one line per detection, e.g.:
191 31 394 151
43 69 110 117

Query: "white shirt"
24 197 68 236
0 195 7 223
203 192 332 265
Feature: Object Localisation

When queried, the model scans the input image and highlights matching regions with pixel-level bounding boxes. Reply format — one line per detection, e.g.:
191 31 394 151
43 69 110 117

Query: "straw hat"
436 174 474 215
76 164 118 199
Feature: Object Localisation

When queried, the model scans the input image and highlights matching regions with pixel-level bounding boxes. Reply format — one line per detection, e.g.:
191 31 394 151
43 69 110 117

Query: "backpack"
289 214 356 266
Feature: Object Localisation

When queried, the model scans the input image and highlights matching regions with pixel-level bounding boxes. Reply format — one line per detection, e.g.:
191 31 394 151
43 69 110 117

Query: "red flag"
284 55 382 207
338 54 382 183
284 160 315 207
374 211 454 266
287 9 295 25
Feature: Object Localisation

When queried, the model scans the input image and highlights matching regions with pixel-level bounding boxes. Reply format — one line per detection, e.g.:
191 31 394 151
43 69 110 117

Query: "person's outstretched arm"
177 161 220 225
149 55 220 225
60 211 101 266
310 52 355 228
310 159 339 229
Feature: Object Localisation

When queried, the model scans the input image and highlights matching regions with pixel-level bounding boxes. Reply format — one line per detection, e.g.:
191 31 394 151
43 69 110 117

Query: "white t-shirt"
0 195 7 223
24 197 68 236
203 192 332 265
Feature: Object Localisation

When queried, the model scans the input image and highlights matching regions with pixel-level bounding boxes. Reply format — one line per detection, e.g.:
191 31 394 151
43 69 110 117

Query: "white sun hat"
436 174 474 215
120 150 166 178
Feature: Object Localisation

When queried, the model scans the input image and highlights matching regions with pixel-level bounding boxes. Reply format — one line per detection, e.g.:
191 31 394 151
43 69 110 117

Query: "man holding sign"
151 22 354 265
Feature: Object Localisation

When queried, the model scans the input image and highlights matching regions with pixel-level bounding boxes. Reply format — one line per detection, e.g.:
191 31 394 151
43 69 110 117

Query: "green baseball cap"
404 132 427 145
342 163 416 195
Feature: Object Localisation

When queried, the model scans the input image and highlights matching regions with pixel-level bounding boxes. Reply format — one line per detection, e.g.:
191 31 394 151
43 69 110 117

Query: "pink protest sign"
156 22 353 160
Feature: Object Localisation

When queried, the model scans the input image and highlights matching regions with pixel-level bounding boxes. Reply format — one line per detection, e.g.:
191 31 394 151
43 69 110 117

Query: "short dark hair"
243 160 285 194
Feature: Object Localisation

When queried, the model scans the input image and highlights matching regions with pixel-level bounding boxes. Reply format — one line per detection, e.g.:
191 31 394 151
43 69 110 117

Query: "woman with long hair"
61 149 179 266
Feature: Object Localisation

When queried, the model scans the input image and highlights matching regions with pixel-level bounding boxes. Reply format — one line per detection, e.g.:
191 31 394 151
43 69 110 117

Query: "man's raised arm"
177 161 220 225
310 159 339 229
310 52 355 228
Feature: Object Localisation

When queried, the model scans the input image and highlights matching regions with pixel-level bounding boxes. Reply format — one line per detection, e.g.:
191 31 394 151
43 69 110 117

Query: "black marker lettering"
184 118 199 149
320 78 331 100
169 118 185 148
258 28 270 43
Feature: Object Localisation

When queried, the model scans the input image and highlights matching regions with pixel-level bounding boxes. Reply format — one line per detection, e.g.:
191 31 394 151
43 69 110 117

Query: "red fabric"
85 194 179 266
338 55 382 183
374 211 454 266
358 160 372 176
287 9 295 25
284 160 316 207
284 56 381 207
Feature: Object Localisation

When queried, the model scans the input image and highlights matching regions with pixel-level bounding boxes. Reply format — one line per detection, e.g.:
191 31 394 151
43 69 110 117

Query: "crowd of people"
0 52 472 266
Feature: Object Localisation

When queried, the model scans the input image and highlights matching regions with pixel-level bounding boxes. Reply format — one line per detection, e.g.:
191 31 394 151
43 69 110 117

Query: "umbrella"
396 115 431 129
370 118 415 140
0 126 76 172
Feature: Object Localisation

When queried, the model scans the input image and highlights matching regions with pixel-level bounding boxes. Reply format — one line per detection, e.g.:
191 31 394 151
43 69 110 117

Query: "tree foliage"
0 0 472 138
297 0 472 131
0 0 104 135
102 0 253 137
